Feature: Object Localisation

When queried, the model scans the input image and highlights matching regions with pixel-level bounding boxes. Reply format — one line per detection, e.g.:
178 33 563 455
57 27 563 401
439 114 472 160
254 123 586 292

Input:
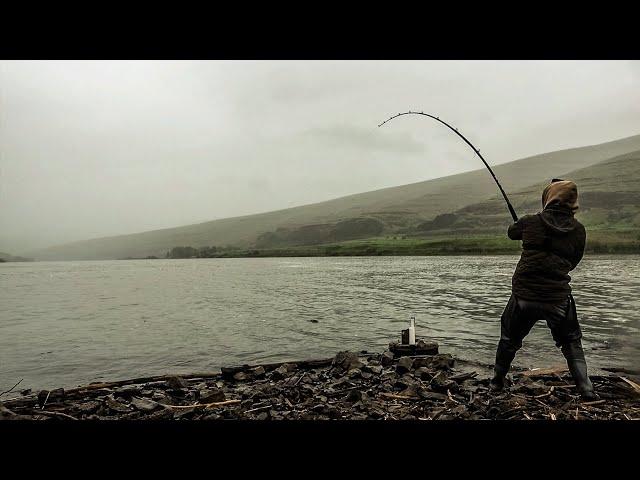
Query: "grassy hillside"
29 133 640 260
416 150 640 237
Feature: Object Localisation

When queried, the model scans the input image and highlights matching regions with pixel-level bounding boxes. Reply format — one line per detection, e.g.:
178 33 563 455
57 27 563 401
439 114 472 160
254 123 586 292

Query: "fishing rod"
378 111 518 222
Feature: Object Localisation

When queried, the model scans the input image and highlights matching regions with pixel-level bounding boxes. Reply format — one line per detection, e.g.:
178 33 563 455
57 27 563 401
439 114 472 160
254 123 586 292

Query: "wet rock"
346 389 364 403
198 388 226 403
250 366 266 379
431 354 455 370
381 351 395 367
333 352 364 371
173 407 196 420
105 396 132 413
37 388 65 407
202 413 223 420
166 376 189 389
115 385 141 397
256 412 269 421
131 397 160 412
396 357 414 374
76 401 101 414
282 363 298 372
414 367 433 381
0 402 19 419
418 388 447 401
271 366 289 381
413 354 455 370
233 372 251 382
364 365 383 375
20 389 32 396
430 371 457 393
398 385 420 398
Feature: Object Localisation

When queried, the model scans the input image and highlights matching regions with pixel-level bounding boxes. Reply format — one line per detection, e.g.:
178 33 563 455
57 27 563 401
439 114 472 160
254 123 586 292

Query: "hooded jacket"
508 180 586 302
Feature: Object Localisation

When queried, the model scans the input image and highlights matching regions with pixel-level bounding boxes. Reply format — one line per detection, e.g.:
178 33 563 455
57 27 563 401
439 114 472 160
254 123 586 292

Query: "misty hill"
0 252 33 262
29 133 640 260
414 150 640 236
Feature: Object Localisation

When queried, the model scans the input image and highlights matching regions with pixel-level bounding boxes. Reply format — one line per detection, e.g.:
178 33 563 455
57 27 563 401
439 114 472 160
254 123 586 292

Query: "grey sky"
1 60 639 253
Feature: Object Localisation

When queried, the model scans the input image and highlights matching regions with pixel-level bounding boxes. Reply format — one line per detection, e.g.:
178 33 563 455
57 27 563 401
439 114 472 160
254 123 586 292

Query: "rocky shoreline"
2 341 638 421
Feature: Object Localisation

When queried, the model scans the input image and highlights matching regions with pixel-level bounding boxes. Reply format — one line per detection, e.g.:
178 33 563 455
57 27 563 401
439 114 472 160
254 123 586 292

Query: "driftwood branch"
0 379 23 398
520 366 568 378
159 399 241 410
35 410 79 421
619 377 640 394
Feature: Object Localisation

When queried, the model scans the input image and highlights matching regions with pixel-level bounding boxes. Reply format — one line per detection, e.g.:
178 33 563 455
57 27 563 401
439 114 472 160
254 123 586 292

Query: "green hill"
416 150 640 237
29 133 640 260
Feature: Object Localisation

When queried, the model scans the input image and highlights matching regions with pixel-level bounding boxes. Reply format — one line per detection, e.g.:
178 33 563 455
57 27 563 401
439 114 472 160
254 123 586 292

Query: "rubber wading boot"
490 365 509 392
561 341 599 401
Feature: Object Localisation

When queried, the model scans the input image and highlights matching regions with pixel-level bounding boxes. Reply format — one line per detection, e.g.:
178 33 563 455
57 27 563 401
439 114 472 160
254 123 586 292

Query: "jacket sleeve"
571 225 586 269
507 219 523 240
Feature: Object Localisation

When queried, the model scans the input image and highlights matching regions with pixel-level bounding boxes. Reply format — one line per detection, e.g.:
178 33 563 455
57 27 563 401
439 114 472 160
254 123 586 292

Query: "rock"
131 397 160 412
233 372 251 382
381 350 395 367
396 357 414 374
36 388 64 407
430 371 457 393
105 396 132 413
282 363 298 372
166 376 189 389
20 389 32 396
346 389 363 403
271 366 289 381
75 401 101 414
431 354 455 370
399 385 420 398
152 391 167 401
364 365 383 375
414 367 433 380
115 385 141 397
413 354 455 370
0 402 18 419
332 351 364 371
202 413 223 420
173 407 196 420
198 388 226 403
256 412 269 421
395 375 417 390
250 366 266 379
418 388 447 401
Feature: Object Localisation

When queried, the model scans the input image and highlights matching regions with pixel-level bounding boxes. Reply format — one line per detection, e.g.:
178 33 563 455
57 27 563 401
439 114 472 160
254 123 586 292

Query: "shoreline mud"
2 341 638 421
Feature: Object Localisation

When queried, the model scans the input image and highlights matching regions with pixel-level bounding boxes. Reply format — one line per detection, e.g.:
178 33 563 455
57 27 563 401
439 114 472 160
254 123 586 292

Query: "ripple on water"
0 255 638 391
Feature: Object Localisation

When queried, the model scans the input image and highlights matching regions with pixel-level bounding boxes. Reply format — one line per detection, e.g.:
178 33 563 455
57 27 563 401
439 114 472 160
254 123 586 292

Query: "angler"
490 179 597 400
379 112 597 400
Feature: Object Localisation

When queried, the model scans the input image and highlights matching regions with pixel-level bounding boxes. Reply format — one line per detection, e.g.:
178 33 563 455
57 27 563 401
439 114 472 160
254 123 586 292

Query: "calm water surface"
1 256 638 392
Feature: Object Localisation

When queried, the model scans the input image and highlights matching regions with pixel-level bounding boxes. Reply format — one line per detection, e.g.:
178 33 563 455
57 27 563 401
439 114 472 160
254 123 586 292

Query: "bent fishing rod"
378 111 518 222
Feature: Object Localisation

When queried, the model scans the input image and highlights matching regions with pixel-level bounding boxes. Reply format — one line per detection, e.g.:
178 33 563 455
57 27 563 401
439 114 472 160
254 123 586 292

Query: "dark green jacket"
508 204 586 303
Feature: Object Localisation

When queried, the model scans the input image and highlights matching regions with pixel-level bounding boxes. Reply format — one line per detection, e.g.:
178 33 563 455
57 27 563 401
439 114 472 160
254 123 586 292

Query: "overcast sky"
1 60 639 252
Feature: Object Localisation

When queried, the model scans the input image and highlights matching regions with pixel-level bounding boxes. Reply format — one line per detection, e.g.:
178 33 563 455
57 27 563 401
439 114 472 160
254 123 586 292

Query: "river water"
1 256 638 392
